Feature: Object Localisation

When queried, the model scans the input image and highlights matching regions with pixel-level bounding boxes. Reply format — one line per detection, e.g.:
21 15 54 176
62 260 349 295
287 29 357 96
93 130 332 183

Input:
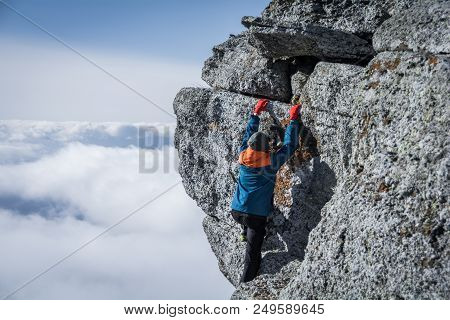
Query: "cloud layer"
0 121 233 299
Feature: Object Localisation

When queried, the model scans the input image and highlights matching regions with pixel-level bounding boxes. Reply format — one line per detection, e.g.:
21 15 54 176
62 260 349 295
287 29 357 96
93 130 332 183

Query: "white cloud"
0 207 231 299
0 120 175 164
0 38 208 123
0 121 234 299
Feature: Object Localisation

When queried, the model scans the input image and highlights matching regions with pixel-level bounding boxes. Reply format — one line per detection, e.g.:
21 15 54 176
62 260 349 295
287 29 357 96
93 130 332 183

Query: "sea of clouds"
0 120 234 299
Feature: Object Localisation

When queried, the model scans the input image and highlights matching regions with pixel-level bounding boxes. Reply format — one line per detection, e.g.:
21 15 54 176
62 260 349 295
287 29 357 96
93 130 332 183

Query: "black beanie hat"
248 132 270 152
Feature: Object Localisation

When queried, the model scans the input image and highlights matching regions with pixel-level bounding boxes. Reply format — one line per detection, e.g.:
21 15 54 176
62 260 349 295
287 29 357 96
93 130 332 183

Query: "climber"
230 98 302 283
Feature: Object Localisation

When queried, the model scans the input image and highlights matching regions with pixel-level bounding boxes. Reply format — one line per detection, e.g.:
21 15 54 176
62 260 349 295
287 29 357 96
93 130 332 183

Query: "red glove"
253 99 269 115
289 104 302 120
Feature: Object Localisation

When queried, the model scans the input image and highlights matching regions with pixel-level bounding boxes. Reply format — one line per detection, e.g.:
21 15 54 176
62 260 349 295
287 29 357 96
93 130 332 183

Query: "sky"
0 0 269 299
0 0 268 122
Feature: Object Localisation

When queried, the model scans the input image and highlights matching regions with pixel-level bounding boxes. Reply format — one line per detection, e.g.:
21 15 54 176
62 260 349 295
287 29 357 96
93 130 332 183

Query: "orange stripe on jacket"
238 147 271 168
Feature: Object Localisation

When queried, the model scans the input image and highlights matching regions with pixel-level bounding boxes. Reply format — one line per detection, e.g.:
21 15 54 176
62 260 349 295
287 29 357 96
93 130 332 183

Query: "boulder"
202 34 292 101
373 0 450 54
247 24 374 61
280 51 450 299
257 0 415 39
300 62 364 179
240 1 419 61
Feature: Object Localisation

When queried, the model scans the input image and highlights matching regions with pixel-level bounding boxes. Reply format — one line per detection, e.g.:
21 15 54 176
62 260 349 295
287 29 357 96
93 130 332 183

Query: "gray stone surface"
229 52 450 300
278 52 450 299
301 62 364 179
242 1 417 60
290 56 318 96
202 34 292 101
174 88 333 286
256 0 415 38
247 24 374 60
373 0 450 54
173 0 449 300
290 71 308 96
174 88 290 285
231 260 302 300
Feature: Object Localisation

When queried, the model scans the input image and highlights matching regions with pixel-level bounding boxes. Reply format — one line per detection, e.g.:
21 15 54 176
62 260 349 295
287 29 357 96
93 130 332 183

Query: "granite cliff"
174 0 449 299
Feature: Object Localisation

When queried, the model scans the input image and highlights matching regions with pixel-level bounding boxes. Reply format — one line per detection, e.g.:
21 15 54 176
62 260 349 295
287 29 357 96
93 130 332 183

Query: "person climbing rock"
230 98 302 283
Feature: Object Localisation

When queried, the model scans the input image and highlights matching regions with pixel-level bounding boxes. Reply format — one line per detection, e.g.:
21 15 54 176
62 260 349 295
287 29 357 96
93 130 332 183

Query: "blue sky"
0 0 267 63
0 0 268 122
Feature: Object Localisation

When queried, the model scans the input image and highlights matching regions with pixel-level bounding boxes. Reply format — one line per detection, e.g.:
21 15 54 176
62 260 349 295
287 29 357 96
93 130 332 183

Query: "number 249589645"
253 303 324 315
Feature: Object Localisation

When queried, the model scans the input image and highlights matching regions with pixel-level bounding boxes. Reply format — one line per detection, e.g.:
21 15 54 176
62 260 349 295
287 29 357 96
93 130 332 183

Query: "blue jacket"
231 115 301 217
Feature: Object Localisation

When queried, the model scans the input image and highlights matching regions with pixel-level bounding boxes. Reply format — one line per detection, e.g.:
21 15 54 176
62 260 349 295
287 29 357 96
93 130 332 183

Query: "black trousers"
231 210 267 283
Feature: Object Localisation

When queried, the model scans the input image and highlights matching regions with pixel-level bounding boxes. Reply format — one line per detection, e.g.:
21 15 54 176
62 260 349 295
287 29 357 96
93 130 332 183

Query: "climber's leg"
241 216 267 283
241 225 248 242
231 210 244 225
231 210 248 242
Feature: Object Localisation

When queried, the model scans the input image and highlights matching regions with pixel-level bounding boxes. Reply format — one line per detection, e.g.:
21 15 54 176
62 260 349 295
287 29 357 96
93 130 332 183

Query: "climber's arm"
271 104 302 170
239 99 269 153
271 120 301 170
239 115 260 152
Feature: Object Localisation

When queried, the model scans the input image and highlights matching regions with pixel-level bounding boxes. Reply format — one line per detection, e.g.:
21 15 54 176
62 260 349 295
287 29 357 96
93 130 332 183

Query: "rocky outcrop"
255 0 414 39
373 0 450 54
202 33 292 101
174 0 449 299
280 51 449 299
174 89 302 285
241 0 416 61
246 23 374 60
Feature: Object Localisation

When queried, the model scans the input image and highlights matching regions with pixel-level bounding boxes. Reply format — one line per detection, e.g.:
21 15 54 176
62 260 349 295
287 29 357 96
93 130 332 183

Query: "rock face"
174 0 449 299
279 52 449 299
373 0 450 54
247 23 374 60
256 0 414 39
202 33 292 101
